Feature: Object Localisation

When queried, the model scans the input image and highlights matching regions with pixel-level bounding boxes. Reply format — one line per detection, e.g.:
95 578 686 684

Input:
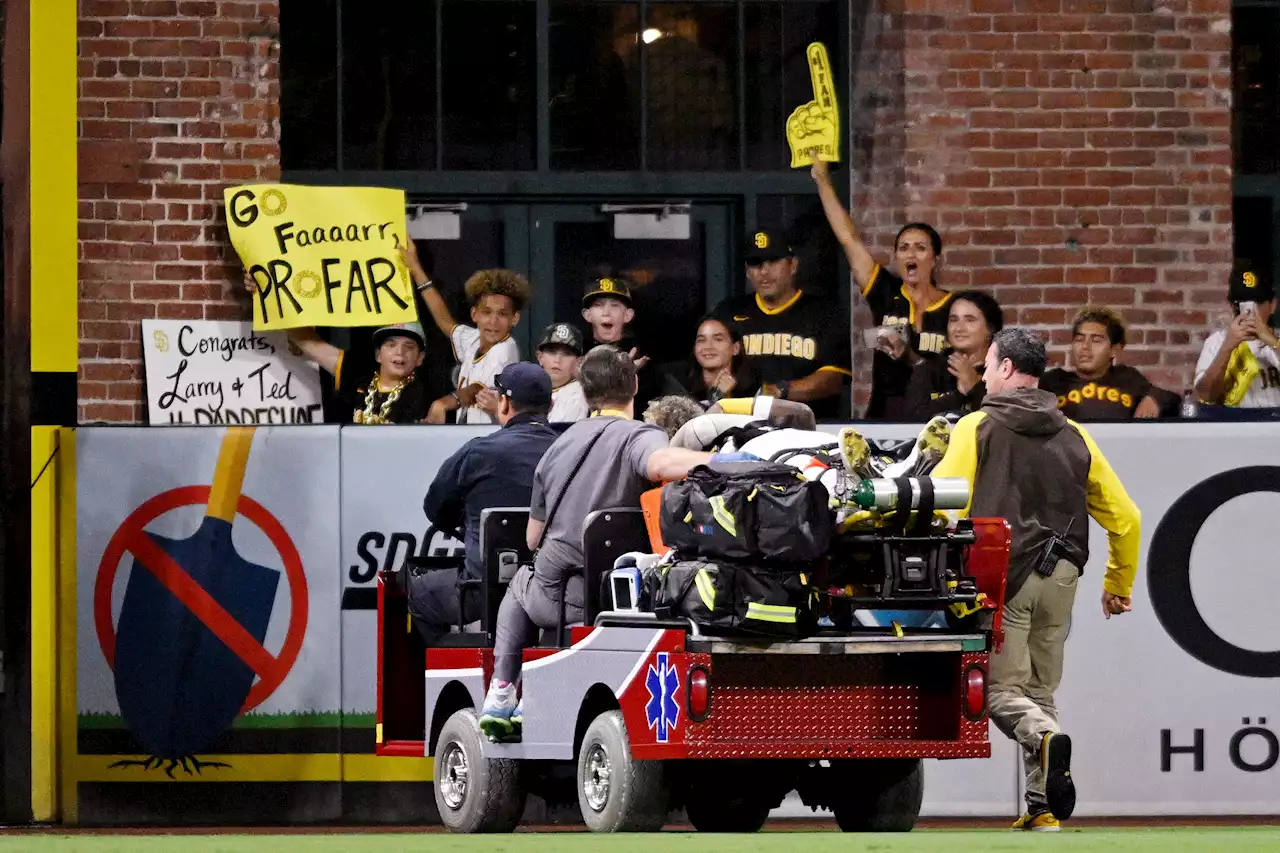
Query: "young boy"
401 240 529 424
242 270 431 423
536 323 588 422
581 277 680 417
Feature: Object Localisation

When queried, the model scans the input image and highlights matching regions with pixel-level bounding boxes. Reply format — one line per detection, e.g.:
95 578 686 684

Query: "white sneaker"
478 680 519 742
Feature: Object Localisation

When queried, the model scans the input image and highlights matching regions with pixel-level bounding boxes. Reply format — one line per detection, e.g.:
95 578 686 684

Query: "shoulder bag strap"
532 420 615 556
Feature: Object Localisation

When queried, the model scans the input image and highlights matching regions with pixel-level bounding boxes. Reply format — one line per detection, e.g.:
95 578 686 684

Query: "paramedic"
932 326 1140 832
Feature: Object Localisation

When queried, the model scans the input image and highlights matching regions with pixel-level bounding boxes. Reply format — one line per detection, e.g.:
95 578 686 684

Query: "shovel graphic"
112 427 282 775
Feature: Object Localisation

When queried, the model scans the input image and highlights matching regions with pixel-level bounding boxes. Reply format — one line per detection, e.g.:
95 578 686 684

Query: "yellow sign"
225 184 418 331
786 42 841 169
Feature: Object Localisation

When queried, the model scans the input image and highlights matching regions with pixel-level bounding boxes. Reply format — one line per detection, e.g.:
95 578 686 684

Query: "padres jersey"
335 351 432 423
862 264 953 418
452 324 519 424
1194 331 1280 409
715 290 852 419
1039 365 1154 421
549 380 588 422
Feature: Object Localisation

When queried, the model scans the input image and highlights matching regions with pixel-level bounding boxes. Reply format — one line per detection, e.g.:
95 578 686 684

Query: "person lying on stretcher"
644 395 954 508
642 395 955 629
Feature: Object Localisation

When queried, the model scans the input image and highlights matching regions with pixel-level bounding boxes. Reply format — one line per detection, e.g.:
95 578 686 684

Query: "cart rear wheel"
577 710 668 832
434 708 526 833
831 758 923 832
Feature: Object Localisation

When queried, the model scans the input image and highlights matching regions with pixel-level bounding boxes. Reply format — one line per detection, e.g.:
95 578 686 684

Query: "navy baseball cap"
494 362 553 407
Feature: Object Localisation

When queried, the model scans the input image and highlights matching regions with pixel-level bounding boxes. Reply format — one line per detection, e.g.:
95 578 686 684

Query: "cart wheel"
577 710 668 832
434 708 526 833
831 758 923 832
686 791 770 833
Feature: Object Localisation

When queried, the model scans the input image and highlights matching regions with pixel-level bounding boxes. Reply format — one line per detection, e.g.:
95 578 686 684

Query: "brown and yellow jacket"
932 386 1141 600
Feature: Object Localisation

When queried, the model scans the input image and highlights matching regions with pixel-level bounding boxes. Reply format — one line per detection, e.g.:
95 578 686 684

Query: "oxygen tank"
850 477 970 511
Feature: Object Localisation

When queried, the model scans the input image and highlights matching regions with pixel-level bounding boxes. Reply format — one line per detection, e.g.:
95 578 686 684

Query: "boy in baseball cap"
241 270 433 423
580 276 680 417
536 323 588 422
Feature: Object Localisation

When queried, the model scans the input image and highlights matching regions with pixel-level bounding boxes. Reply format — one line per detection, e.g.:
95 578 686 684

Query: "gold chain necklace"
355 372 413 424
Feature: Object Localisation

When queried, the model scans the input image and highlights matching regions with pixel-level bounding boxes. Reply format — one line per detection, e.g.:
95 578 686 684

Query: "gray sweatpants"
493 565 583 684
988 558 1079 813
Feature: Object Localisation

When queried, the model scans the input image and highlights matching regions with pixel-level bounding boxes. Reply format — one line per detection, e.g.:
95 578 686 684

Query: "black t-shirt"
335 351 433 423
905 349 986 419
1039 365 1153 421
714 290 852 420
862 265 953 419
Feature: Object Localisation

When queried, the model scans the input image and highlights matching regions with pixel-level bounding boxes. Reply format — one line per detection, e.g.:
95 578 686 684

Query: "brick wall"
849 0 1234 397
74 0 1231 420
77 0 279 422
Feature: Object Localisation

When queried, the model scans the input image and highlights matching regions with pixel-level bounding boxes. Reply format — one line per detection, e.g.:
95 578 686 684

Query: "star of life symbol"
644 652 680 743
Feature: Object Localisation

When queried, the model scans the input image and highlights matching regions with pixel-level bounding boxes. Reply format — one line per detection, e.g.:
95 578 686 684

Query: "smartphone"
863 326 903 349
1240 301 1258 316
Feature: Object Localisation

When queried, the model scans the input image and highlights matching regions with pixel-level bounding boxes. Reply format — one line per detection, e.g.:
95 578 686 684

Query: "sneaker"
910 415 952 476
478 680 519 743
511 698 523 729
1042 732 1076 820
1012 812 1060 832
838 427 877 481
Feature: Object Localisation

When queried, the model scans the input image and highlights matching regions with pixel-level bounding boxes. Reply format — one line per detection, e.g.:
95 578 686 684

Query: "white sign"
142 319 323 426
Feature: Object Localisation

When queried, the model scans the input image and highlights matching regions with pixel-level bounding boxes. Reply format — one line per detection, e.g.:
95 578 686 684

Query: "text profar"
249 258 408 325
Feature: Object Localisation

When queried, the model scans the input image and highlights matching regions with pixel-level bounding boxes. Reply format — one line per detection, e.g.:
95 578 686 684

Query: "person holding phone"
1193 262 1280 410
811 157 953 419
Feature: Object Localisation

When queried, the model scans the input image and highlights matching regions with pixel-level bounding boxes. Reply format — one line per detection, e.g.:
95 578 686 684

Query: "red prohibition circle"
95 485 309 712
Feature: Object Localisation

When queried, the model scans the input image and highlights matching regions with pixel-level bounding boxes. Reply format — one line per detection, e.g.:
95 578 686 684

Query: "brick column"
77 0 279 422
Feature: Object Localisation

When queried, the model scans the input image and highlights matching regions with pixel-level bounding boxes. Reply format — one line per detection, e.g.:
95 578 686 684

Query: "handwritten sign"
786 42 841 169
142 319 324 426
224 183 418 331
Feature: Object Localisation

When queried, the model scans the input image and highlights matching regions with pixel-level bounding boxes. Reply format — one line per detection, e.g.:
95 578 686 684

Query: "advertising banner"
68 420 1280 821
1055 422 1280 815
74 426 345 822
141 319 323 426
338 425 491 746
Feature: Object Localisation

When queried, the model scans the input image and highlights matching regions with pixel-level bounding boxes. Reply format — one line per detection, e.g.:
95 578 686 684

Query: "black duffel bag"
659 460 833 563
650 558 818 639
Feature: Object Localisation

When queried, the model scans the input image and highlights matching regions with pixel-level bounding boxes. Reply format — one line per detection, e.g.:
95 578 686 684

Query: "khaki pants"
989 559 1079 812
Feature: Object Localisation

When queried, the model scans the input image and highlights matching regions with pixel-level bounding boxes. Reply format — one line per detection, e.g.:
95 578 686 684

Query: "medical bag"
649 558 818 639
658 460 833 563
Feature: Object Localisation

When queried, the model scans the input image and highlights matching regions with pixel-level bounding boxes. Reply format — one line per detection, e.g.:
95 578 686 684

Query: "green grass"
76 712 376 730
0 829 1276 853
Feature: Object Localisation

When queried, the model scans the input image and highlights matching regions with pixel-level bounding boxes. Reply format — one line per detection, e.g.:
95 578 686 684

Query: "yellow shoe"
838 427 876 481
1012 812 1060 832
910 415 952 475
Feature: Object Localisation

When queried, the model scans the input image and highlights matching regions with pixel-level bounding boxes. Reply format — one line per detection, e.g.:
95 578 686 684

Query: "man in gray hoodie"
933 327 1141 832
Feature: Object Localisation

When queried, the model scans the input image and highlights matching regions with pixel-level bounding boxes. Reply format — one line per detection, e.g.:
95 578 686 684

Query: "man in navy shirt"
409 363 559 645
